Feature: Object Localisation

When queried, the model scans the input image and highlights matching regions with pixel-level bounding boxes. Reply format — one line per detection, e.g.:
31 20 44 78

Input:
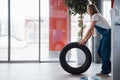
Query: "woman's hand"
79 38 87 45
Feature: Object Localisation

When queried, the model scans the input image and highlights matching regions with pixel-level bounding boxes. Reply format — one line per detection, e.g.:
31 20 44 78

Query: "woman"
79 4 111 75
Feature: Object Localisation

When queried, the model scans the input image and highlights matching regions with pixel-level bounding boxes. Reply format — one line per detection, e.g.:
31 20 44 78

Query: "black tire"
59 42 92 75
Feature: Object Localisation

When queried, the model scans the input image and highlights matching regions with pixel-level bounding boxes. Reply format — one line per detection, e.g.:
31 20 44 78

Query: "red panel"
49 0 69 51
111 0 114 8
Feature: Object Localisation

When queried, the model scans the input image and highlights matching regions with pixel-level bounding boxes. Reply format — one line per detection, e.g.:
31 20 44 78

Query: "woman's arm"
79 21 96 45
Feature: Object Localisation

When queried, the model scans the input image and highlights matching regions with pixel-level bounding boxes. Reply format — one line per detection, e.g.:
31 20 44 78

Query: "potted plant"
64 0 97 39
64 0 98 64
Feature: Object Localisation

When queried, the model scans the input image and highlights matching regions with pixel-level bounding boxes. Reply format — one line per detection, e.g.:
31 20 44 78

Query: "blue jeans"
95 26 111 74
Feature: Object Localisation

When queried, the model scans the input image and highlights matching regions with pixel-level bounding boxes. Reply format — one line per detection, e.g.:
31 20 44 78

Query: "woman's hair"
87 4 99 16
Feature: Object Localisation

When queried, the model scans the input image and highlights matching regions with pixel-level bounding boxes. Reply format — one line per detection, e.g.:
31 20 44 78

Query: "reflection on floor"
0 63 112 80
80 75 111 80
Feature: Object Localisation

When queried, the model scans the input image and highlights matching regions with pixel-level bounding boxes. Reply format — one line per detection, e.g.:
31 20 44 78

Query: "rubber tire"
59 42 92 75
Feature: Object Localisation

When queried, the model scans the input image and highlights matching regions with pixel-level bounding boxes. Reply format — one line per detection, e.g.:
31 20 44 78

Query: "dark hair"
87 4 99 16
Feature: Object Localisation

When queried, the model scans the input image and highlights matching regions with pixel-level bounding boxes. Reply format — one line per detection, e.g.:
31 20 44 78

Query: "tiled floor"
0 63 112 80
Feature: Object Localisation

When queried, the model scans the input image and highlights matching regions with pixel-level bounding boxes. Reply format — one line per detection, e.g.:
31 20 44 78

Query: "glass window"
40 0 68 61
40 0 49 61
103 0 111 25
10 0 39 61
0 0 8 61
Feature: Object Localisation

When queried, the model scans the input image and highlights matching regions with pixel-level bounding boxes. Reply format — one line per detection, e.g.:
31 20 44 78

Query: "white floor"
0 63 112 80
